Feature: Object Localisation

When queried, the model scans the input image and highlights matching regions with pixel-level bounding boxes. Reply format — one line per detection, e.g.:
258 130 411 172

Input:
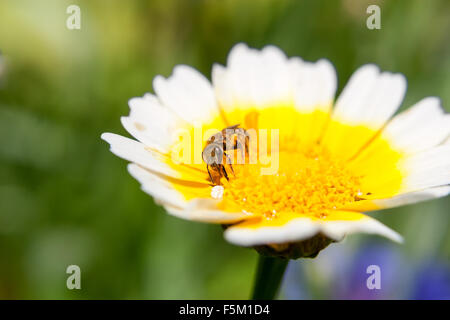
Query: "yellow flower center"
166 106 404 223
221 145 363 219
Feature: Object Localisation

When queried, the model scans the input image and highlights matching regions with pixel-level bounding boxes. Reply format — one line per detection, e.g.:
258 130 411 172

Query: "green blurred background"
0 0 449 299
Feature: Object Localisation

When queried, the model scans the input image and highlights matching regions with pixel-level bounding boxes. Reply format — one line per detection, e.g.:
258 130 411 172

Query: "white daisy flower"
102 43 450 259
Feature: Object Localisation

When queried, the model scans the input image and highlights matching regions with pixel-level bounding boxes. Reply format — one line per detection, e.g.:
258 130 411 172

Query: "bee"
202 124 249 185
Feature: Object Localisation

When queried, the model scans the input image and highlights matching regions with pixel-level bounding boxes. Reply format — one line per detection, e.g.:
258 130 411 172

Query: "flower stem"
251 255 289 300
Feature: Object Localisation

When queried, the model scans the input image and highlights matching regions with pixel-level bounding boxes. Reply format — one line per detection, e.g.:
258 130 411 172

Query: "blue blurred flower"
412 262 450 300
334 243 408 299
283 242 450 300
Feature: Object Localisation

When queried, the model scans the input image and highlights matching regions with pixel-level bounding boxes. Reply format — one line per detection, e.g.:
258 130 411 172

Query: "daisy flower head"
102 43 450 259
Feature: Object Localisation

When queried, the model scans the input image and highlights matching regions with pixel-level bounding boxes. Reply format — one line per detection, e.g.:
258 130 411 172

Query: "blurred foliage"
0 0 449 299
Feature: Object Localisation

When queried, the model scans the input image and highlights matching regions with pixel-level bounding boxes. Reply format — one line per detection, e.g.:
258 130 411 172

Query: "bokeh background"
0 0 449 299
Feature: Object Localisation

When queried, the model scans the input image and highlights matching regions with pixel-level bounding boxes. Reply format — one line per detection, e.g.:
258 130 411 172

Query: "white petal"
253 45 291 107
212 64 233 108
343 186 450 211
400 144 450 192
224 212 403 246
127 163 187 208
382 97 450 154
290 57 337 112
224 217 320 246
153 65 220 123
333 64 407 128
320 214 403 243
101 133 177 178
225 43 263 107
162 196 248 224
182 198 249 223
213 43 337 117
121 93 184 153
163 204 247 224
213 43 292 111
128 163 247 223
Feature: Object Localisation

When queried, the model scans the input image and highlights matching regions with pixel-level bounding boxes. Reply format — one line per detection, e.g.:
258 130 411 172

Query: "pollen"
211 185 224 199
221 145 364 220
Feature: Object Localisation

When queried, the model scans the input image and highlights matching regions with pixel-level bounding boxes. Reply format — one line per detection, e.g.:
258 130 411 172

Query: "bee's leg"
221 165 229 181
206 165 215 185
224 153 235 175
232 139 239 150
215 164 224 185
245 135 250 154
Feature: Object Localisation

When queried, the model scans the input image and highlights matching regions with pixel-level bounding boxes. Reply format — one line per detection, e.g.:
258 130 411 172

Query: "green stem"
251 255 289 300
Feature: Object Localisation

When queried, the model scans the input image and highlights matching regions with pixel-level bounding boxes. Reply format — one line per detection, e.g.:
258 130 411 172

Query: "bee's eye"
214 146 223 157
203 143 223 165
